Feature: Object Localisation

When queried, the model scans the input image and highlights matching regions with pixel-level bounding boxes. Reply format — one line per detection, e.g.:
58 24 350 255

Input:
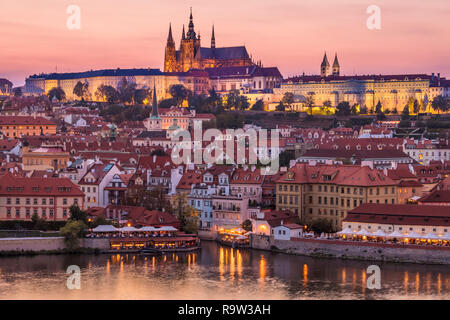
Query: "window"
15 198 20 205
6 198 11 205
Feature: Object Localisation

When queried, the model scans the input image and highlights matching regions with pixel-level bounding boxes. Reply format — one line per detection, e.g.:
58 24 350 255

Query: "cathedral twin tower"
164 9 253 73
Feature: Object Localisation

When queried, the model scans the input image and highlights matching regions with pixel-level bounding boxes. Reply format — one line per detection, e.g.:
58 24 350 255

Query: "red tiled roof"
0 116 55 126
418 190 450 204
345 203 450 227
0 173 84 196
347 203 450 218
278 163 396 186
397 180 423 187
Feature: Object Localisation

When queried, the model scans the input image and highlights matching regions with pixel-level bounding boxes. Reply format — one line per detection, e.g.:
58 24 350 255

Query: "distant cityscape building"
275 55 450 113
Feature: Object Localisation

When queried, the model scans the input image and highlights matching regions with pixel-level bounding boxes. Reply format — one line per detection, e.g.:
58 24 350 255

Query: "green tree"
31 212 49 230
413 99 420 114
375 101 383 114
350 103 360 115
225 90 249 110
95 85 119 103
73 81 90 101
158 98 177 109
69 205 87 223
173 193 199 234
251 99 265 111
305 95 315 115
241 219 253 232
401 104 410 120
134 88 151 105
169 84 192 106
275 101 285 111
320 100 333 115
118 77 137 104
59 220 86 250
360 105 368 115
282 92 295 111
336 101 351 116
432 95 449 114
47 87 66 101
309 218 335 234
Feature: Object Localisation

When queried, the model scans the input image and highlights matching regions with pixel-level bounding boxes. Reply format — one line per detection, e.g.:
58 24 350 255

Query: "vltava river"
0 241 448 299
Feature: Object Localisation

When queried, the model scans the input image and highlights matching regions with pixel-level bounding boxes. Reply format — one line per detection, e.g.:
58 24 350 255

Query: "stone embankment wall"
0 237 66 252
250 234 450 265
0 237 111 253
198 229 216 241
82 238 110 250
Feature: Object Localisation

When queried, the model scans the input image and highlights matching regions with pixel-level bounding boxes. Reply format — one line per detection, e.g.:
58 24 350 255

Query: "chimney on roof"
361 160 374 170
438 73 441 86
432 73 435 82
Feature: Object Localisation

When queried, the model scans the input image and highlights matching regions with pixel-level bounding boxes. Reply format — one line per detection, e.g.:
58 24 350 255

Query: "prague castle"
164 9 254 72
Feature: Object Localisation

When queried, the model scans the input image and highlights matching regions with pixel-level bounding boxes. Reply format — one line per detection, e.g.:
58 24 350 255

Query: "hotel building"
0 174 84 221
276 163 398 229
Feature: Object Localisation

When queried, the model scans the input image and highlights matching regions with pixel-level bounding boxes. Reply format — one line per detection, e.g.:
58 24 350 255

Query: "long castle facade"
274 52 450 113
164 9 254 72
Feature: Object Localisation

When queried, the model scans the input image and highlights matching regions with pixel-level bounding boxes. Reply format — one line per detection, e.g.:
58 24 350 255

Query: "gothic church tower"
332 53 340 76
320 52 330 77
179 8 202 71
164 24 177 72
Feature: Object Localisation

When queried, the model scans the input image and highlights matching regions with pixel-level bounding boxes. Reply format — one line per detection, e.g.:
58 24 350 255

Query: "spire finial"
211 24 216 49
187 8 196 39
167 23 174 43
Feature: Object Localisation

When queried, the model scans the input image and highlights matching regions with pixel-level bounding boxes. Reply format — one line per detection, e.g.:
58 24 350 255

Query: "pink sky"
0 0 449 86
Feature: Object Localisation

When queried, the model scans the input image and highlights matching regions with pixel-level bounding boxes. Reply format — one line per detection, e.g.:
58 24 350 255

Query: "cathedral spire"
182 24 185 40
211 25 216 49
167 23 174 44
187 7 196 39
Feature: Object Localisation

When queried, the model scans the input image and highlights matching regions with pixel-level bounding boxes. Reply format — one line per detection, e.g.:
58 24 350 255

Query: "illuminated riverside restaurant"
217 226 250 248
339 204 450 247
87 225 200 252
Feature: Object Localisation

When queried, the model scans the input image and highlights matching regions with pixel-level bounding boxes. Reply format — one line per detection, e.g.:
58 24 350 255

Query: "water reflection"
0 241 448 300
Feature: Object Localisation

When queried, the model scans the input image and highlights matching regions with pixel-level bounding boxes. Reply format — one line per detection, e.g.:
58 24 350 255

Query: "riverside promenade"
250 234 450 265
